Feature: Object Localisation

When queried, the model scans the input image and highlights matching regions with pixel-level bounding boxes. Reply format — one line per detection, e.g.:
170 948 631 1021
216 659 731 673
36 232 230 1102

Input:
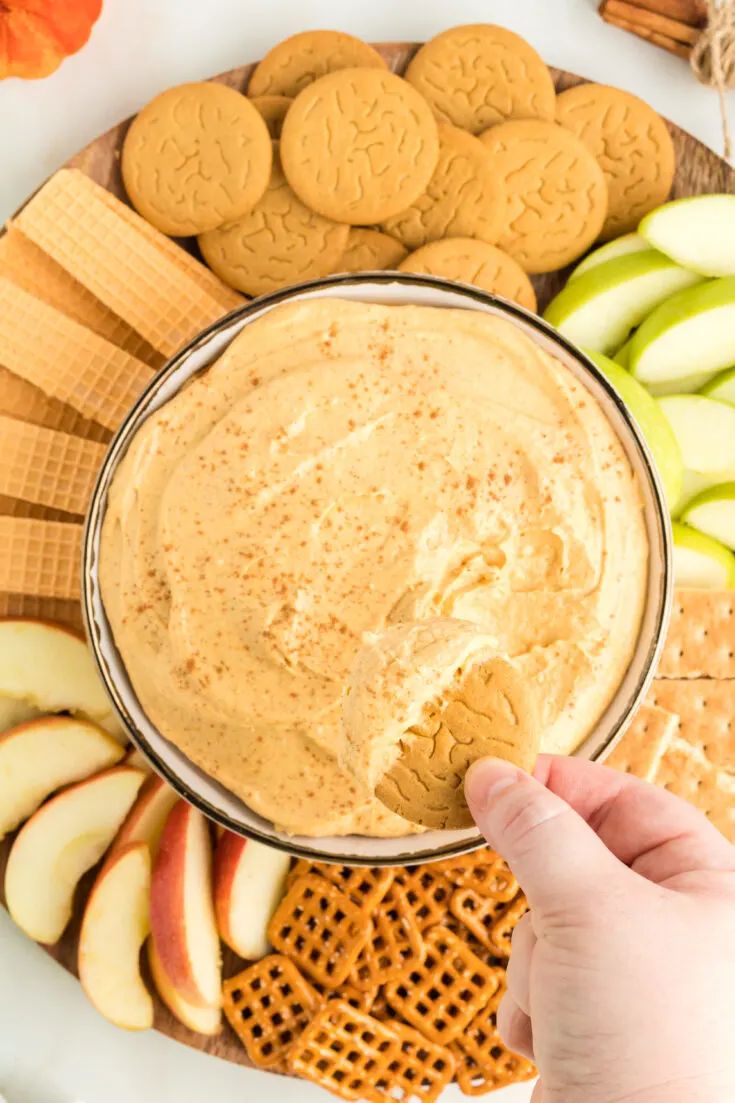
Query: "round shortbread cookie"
248 30 387 97
555 83 675 241
280 69 440 225
122 82 272 236
398 238 537 312
376 656 540 830
198 148 349 296
338 229 408 272
381 123 507 250
249 94 293 139
405 24 556 135
479 120 608 273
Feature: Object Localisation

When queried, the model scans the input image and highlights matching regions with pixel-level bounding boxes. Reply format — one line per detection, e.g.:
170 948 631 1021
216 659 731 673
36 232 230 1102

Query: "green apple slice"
672 521 735 587
629 277 735 384
544 251 703 354
586 350 682 509
700 365 735 405
681 483 735 549
614 336 633 369
658 395 735 478
648 372 717 397
639 195 735 277
673 469 731 518
568 233 648 282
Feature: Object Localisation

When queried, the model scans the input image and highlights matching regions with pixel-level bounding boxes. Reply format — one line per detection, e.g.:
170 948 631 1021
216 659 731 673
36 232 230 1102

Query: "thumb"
465 757 621 915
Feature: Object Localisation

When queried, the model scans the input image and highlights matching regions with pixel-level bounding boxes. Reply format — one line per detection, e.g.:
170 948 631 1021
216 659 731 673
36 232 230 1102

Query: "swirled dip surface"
100 298 648 836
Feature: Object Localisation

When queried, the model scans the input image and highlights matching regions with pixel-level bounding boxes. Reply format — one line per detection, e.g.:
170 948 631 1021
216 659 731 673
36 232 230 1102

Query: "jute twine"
690 0 735 161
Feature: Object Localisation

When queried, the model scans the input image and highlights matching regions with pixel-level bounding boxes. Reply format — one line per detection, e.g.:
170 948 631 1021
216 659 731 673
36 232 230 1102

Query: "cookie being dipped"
343 619 540 830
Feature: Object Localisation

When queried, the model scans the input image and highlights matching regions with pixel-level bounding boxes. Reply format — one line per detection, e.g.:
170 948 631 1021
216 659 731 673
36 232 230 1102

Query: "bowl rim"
82 271 672 866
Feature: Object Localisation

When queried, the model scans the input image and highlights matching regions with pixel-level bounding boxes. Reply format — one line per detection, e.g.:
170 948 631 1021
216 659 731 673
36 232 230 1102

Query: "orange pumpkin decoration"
0 0 103 80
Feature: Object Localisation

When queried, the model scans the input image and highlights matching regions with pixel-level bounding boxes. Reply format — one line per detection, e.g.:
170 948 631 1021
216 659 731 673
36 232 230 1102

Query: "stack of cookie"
119 25 676 312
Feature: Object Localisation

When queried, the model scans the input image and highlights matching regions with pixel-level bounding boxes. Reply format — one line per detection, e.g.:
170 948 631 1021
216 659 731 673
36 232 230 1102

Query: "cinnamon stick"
622 0 707 25
601 0 701 43
600 9 695 58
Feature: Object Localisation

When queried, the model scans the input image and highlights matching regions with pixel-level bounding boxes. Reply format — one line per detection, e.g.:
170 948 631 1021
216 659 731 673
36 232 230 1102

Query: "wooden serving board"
2 40 735 1079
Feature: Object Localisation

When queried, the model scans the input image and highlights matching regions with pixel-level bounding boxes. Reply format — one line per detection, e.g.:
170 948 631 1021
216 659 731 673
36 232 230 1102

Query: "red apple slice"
0 716 124 841
214 832 290 960
78 841 153 1030
4 765 145 943
0 618 123 738
0 696 40 733
123 746 152 773
147 939 221 1036
150 801 221 1009
112 775 178 860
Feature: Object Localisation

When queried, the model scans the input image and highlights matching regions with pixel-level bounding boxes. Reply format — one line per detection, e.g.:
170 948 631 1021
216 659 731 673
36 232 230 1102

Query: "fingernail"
465 758 522 813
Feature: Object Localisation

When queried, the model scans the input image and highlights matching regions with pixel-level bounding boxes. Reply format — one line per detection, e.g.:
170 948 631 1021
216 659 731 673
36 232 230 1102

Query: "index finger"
534 754 735 882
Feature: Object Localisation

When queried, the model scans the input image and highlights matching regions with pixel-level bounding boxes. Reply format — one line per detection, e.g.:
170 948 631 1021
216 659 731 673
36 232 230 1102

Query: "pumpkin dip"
99 298 648 837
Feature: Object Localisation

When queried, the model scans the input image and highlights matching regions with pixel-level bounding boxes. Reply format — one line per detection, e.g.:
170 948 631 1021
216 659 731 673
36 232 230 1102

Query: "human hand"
465 754 735 1103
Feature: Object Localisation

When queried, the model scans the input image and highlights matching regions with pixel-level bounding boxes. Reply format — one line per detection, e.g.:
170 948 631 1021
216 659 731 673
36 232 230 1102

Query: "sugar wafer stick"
657 588 735 679
0 365 110 444
0 278 153 431
0 517 82 600
0 416 106 515
0 493 79 524
0 591 83 632
15 170 243 358
86 178 244 312
0 228 164 370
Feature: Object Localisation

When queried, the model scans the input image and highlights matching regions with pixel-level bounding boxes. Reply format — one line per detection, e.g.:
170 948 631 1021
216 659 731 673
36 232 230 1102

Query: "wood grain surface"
2 41 734 1074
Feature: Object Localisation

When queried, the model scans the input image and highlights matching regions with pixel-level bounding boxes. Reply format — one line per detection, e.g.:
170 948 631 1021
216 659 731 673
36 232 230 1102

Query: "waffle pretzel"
489 894 529 959
288 999 402 1101
384 926 502 1045
327 983 377 1015
378 1020 456 1103
449 887 512 954
452 1041 537 1096
394 866 454 933
432 848 519 901
452 982 536 1095
350 882 424 992
268 873 371 989
222 954 320 1070
288 859 395 910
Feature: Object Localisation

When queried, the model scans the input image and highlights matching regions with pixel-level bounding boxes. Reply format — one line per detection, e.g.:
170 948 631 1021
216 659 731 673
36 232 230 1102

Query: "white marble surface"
0 1 732 1100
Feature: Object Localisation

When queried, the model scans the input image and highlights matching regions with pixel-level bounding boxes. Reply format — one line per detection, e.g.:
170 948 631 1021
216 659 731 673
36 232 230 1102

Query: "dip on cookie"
99 299 648 837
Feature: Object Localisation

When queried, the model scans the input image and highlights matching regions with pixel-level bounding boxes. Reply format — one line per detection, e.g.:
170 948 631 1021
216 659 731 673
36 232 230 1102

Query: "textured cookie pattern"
249 94 293 138
198 149 349 296
381 123 507 250
398 237 537 312
122 82 273 236
248 30 387 97
479 120 608 273
338 229 408 273
280 69 440 224
405 24 556 135
556 83 675 240
376 657 540 830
